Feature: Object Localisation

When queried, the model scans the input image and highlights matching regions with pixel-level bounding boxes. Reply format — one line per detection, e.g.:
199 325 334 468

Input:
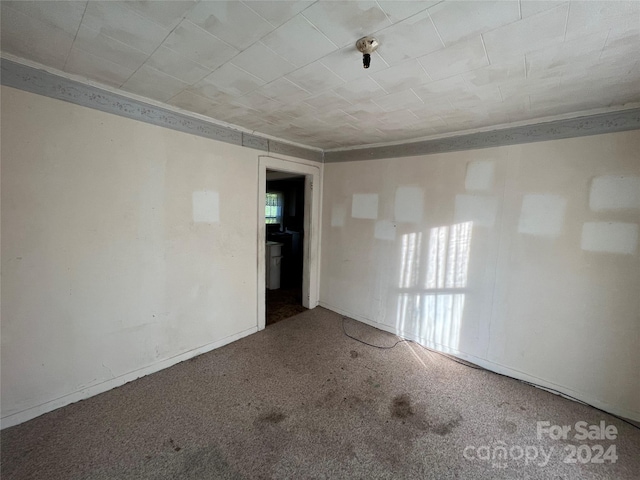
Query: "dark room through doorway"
265 170 306 325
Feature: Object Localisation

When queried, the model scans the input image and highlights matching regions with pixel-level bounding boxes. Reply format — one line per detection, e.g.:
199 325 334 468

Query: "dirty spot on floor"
391 394 413 419
256 410 286 425
430 415 462 436
350 350 359 358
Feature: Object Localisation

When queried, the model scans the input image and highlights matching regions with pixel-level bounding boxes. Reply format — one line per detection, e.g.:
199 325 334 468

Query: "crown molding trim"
3 58 638 165
0 58 323 163
324 107 640 162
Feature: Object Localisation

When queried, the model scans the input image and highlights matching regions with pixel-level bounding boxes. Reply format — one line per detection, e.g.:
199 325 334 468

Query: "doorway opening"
257 156 320 331
265 171 306 325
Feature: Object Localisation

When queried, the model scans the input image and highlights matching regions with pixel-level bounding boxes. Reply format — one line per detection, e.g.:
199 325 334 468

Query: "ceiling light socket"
356 36 379 69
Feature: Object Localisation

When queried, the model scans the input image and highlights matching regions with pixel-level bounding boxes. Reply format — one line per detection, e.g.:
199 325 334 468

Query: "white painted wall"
320 130 640 421
0 87 320 428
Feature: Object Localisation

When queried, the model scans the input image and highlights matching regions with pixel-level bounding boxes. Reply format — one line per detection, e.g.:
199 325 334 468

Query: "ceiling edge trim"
0 58 324 163
324 107 640 162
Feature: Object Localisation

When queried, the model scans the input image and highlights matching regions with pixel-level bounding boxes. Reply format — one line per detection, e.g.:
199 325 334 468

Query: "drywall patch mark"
352 194 379 219
589 175 640 211
375 220 396 241
581 222 639 254
465 161 495 191
518 194 567 237
192 191 220 223
454 195 498 228
394 187 424 223
331 204 347 227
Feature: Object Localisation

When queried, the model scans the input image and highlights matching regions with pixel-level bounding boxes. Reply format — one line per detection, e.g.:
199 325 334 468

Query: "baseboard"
319 301 640 423
1 326 258 429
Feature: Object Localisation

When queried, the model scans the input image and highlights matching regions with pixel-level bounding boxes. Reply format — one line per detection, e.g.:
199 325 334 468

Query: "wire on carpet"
341 316 640 431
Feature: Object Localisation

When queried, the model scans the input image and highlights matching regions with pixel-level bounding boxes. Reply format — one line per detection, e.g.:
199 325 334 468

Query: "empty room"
1 1 639 478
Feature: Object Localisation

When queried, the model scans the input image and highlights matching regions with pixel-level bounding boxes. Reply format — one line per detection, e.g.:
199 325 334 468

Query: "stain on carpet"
391 394 414 419
429 415 463 436
350 350 359 358
256 410 286 425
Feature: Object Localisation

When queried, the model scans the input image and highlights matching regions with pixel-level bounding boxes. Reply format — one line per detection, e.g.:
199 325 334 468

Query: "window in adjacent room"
266 192 283 225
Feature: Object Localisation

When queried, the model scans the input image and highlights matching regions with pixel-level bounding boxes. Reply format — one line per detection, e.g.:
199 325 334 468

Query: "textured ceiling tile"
261 15 337 67
257 78 310 103
162 21 239 70
499 77 560 102
167 90 218 116
277 102 318 119
301 1 390 47
375 10 444 65
231 91 284 112
334 77 388 103
121 65 189 102
462 60 526 88
412 75 468 102
373 89 423 112
600 25 640 62
65 47 135 87
201 63 264 96
449 86 503 109
525 31 609 79
408 98 454 117
285 61 345 93
418 36 488 81
230 42 297 83
520 1 567 19
319 47 388 83
82 1 170 54
242 1 315 28
565 0 640 39
377 1 439 23
303 91 352 110
187 81 235 103
374 109 421 129
119 0 196 29
0 5 74 71
428 0 520 46
145 45 211 85
73 24 148 71
369 59 431 94
482 4 570 64
186 1 274 50
341 102 387 121
404 108 448 127
2 0 86 36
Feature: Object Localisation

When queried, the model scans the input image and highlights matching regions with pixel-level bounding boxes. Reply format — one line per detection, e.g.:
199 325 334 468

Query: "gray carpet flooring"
2 307 639 479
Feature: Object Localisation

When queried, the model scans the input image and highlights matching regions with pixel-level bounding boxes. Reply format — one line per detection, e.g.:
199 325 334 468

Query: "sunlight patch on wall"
396 222 472 351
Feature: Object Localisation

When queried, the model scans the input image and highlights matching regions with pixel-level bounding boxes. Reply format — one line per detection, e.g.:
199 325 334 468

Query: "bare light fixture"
356 36 379 69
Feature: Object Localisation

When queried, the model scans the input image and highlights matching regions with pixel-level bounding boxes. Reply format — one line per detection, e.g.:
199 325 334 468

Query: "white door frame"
258 155 321 331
